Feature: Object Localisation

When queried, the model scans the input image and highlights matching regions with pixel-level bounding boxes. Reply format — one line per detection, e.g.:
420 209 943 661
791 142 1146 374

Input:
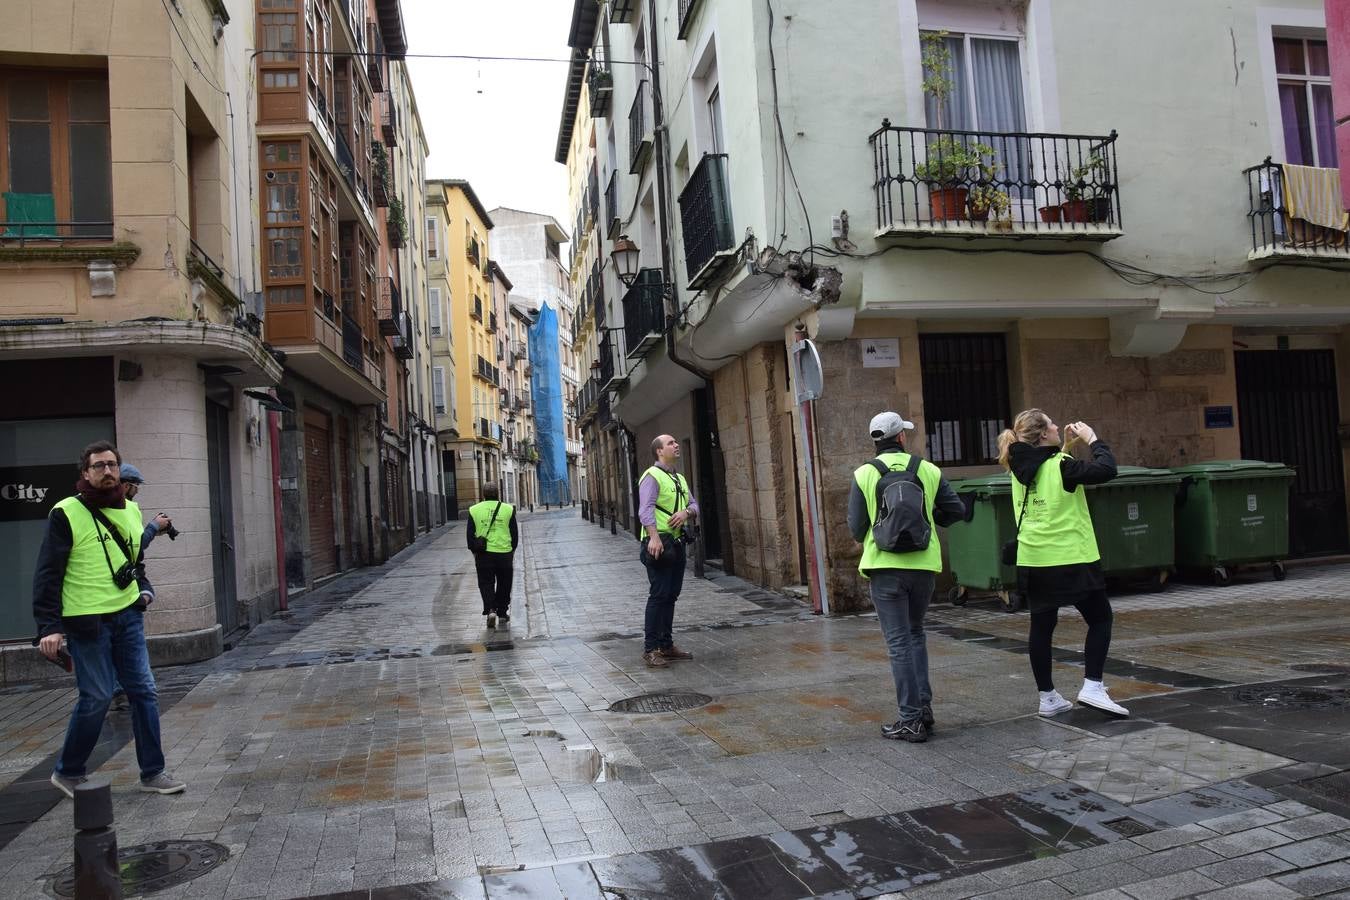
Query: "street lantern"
611 234 640 287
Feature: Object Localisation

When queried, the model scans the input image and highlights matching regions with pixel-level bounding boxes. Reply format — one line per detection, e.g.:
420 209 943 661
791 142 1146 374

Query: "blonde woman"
998 410 1127 718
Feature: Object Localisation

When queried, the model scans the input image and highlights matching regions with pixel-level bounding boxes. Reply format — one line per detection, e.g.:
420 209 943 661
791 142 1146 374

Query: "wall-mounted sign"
0 465 76 522
861 338 900 368
1204 405 1234 429
792 339 823 403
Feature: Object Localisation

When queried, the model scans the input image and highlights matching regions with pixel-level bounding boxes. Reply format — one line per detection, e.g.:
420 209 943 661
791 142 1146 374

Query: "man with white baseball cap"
848 410 969 743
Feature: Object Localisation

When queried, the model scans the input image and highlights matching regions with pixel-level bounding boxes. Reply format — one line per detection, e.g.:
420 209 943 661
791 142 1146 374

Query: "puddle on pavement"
553 745 654 785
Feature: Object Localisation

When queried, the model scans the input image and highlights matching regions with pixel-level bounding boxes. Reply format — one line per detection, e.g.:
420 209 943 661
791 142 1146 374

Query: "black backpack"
868 455 931 553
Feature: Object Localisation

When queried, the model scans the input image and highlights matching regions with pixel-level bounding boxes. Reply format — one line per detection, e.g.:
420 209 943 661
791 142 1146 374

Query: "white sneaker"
1077 680 1129 718
1038 690 1073 717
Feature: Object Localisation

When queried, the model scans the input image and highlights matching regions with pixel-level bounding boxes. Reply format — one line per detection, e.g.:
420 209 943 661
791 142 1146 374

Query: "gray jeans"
869 569 935 723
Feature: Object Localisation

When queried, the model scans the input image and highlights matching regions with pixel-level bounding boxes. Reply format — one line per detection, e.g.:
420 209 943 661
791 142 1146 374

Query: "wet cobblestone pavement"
2 509 1349 898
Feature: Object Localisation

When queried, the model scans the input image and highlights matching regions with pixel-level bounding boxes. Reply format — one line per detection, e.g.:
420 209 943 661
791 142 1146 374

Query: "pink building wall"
1329 0 1350 207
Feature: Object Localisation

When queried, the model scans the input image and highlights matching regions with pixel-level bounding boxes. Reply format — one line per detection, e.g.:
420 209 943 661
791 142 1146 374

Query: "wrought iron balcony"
678 153 736 287
342 311 363 370
381 93 399 148
489 312 499 333
366 21 385 90
392 311 413 360
1244 157 1350 263
475 355 498 384
604 170 620 240
629 81 652 174
622 268 666 360
372 141 389 207
471 296 482 321
335 129 357 195
870 122 1123 240
377 276 402 336
592 265 606 327
587 58 612 118
677 0 704 39
588 167 600 226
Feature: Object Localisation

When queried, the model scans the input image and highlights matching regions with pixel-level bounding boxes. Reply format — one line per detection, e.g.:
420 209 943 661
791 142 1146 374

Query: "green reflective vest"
642 465 691 537
53 495 143 617
1010 452 1100 567
852 451 946 576
468 500 515 553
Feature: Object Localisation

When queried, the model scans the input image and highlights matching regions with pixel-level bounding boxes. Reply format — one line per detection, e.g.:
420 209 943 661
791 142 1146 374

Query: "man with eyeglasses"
32 441 185 798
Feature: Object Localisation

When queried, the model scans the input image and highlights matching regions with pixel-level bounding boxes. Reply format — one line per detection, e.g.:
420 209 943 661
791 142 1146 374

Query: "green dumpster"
1085 466 1182 591
947 474 1023 611
1172 460 1296 584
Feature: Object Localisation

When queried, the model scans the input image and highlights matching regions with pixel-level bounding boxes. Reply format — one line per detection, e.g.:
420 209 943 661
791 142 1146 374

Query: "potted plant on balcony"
1060 153 1112 223
915 136 997 221
371 142 390 206
968 185 1012 230
387 196 406 248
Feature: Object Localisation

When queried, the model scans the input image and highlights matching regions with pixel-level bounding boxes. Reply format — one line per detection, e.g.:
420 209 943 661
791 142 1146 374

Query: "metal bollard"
73 777 121 899
610 506 617 535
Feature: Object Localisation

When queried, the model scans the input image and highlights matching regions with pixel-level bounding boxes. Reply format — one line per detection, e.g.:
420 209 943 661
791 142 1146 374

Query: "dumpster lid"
1104 465 1184 485
951 473 1011 493
1171 460 1295 479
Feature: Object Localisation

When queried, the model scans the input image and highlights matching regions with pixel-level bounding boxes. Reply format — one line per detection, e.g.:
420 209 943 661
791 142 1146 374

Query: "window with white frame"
1273 35 1337 167
921 29 1030 195
426 216 440 259
432 366 446 414
428 287 442 336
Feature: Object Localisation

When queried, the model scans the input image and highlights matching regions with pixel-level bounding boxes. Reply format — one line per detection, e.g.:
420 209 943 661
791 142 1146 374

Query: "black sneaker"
921 704 935 734
497 614 510 630
485 613 496 629
882 719 928 743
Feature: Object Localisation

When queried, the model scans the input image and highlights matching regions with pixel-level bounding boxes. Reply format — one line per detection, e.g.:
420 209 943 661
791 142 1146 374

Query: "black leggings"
1028 591 1113 692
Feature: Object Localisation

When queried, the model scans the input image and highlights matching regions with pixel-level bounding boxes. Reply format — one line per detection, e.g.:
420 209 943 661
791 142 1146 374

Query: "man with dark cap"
848 412 969 743
119 464 175 551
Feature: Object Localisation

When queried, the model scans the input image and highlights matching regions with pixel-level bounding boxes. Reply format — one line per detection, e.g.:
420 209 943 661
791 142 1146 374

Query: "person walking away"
848 412 969 743
468 482 518 629
32 442 186 798
998 410 1126 718
637 435 699 668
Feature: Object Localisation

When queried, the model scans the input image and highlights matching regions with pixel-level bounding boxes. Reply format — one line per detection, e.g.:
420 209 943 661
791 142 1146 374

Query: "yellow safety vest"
468 500 515 553
852 451 945 576
53 495 143 616
642 466 691 538
1010 452 1100 567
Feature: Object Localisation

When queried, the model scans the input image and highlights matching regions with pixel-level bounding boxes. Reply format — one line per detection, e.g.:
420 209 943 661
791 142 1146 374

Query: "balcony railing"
366 21 385 90
471 297 482 320
335 128 357 195
622 268 666 360
381 93 399 148
870 122 1123 239
677 0 704 39
591 265 606 327
1244 157 1350 262
392 311 413 360
604 170 620 239
629 81 652 174
489 312 498 333
596 391 612 429
476 355 498 384
678 153 735 286
0 221 114 243
377 276 402 335
342 311 363 370
587 57 612 118
588 167 600 226
372 141 389 207
598 330 617 386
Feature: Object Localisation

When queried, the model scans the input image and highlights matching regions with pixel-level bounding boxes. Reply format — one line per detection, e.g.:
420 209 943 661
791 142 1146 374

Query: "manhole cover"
608 692 712 713
49 840 229 897
1288 663 1350 674
1234 686 1349 709
1102 817 1153 837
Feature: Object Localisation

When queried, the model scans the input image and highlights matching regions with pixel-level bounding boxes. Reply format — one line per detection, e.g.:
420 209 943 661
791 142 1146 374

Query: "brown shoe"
659 645 693 660
642 650 669 668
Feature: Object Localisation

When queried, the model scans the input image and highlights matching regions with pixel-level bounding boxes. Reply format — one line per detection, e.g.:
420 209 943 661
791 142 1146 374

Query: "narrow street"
2 509 1349 899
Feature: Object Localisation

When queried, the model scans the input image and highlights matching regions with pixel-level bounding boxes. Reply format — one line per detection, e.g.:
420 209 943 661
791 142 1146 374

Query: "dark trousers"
475 551 514 616
641 537 686 652
1028 590 1113 691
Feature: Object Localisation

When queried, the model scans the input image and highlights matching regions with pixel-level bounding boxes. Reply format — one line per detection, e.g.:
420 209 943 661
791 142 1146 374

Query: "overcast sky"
403 0 573 233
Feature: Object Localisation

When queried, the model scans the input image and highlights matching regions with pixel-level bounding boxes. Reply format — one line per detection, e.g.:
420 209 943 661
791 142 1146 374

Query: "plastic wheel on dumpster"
1173 460 1296 584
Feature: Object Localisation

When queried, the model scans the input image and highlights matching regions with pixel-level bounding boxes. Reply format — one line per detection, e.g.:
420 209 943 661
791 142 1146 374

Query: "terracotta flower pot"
929 187 970 222
1038 205 1063 223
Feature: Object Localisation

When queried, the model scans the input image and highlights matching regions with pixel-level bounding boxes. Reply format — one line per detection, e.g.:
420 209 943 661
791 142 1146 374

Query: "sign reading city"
0 465 76 522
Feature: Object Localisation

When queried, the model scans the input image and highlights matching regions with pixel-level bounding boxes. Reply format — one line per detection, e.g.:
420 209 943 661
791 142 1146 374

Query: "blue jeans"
641 537 686 651
870 569 935 723
57 606 165 780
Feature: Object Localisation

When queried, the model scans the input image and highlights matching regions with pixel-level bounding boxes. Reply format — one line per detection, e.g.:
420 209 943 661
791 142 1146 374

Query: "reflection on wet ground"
304 783 1159 899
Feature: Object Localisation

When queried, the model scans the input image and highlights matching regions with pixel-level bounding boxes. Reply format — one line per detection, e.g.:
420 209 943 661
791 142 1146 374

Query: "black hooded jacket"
1008 439 1117 610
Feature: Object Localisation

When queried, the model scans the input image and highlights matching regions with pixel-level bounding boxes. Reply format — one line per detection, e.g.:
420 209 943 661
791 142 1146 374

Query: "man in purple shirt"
637 435 699 668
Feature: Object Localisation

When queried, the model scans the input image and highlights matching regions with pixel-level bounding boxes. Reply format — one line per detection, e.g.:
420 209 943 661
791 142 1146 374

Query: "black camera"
164 522 180 541
681 523 701 546
113 561 144 590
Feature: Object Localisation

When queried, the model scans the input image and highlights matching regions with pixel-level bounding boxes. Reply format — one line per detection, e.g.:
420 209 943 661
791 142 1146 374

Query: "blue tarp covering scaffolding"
530 303 571 505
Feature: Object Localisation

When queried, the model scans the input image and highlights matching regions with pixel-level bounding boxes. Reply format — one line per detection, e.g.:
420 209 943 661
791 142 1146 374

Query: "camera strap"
78 499 141 582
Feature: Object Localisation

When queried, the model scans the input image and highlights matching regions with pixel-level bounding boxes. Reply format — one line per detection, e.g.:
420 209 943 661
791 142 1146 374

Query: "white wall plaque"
861 338 900 368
